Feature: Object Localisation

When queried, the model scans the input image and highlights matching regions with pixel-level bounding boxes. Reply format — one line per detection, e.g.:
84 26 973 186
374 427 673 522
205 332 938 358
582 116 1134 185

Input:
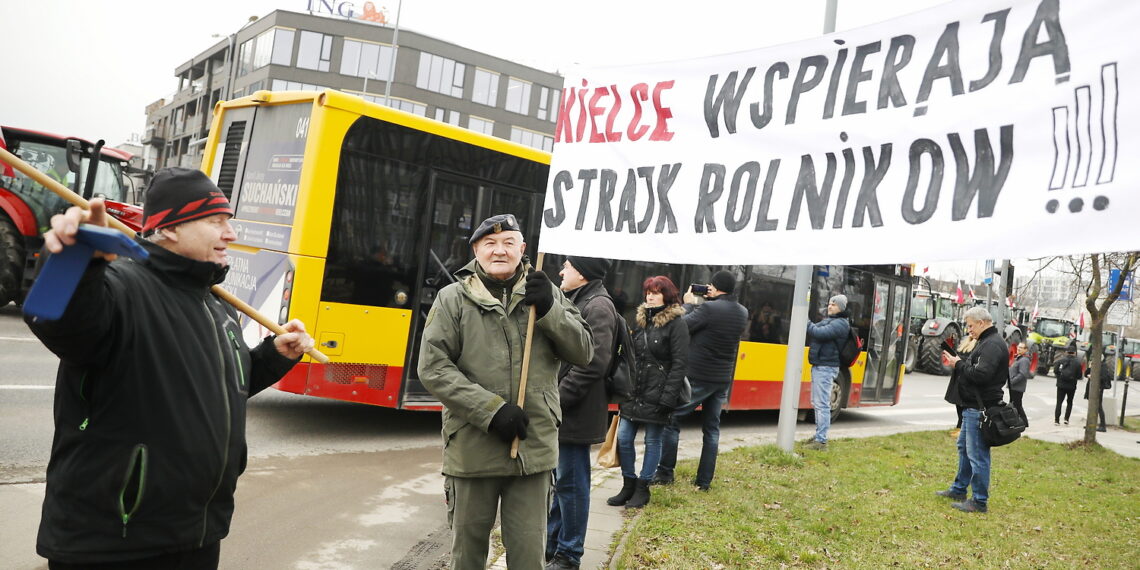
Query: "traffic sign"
1109 269 1133 302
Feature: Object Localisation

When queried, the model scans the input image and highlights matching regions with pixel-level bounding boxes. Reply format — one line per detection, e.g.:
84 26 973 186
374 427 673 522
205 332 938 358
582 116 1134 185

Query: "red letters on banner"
555 79 675 144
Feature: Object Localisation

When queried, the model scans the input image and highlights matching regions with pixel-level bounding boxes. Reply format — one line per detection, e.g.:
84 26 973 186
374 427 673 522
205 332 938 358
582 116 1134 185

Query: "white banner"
540 0 1140 265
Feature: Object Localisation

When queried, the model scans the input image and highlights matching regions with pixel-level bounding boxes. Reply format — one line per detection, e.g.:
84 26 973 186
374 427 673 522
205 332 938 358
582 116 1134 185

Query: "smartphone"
940 339 958 356
690 283 709 296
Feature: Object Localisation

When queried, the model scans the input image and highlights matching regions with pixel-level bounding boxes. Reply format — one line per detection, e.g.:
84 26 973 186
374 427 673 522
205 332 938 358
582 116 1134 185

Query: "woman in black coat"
607 276 689 509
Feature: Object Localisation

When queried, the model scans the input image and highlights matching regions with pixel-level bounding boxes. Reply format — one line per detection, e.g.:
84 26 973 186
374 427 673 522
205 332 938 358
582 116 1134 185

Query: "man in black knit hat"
545 256 618 570
655 269 747 491
27 167 315 569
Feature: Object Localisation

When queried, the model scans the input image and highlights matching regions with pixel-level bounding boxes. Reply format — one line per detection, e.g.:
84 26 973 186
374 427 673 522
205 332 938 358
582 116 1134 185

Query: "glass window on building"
416 52 465 98
252 30 274 69
472 69 499 106
362 95 426 116
237 39 253 77
341 39 395 81
297 31 333 72
271 79 327 92
505 78 532 115
468 116 493 136
510 127 552 152
550 88 562 123
434 108 462 126
271 29 295 66
537 86 550 120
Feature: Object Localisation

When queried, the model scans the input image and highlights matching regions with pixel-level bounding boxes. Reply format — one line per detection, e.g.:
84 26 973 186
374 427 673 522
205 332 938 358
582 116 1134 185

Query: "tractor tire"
0 217 25 308
1006 331 1022 365
919 328 959 375
903 337 918 374
1036 347 1052 377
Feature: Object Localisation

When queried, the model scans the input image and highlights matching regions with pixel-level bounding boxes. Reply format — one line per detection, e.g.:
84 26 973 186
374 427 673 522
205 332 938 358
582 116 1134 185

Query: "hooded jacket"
953 326 1009 409
683 294 748 383
619 304 689 424
807 310 851 366
557 279 619 445
418 259 593 477
25 240 298 564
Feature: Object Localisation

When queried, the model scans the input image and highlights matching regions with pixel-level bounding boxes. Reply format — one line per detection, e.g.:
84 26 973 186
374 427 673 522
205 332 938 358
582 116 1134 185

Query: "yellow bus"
202 90 911 416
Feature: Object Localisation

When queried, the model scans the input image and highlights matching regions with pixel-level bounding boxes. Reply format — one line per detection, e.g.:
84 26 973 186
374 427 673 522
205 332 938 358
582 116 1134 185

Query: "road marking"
0 336 37 342
855 406 955 416
0 385 54 390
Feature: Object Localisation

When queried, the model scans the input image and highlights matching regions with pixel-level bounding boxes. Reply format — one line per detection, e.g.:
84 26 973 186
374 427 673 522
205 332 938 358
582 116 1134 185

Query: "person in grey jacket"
805 294 851 450
1008 343 1031 427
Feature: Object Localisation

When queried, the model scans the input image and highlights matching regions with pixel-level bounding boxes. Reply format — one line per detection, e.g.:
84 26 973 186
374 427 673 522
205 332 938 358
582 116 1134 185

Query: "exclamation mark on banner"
1045 63 1119 214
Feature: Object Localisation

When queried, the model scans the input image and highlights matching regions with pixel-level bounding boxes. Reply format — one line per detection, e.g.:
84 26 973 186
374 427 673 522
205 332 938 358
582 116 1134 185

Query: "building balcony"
142 126 166 147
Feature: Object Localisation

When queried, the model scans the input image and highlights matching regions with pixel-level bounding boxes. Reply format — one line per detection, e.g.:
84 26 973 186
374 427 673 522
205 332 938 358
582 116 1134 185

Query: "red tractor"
0 126 143 306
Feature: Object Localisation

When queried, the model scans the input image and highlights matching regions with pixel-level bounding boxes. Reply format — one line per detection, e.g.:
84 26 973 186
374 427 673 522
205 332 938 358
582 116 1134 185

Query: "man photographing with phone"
655 270 747 491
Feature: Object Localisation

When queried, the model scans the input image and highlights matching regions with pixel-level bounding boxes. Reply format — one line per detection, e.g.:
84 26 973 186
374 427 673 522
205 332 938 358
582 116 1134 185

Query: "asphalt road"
0 301 1107 569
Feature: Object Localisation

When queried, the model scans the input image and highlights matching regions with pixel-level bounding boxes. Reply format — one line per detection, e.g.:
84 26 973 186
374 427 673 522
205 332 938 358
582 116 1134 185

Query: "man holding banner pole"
26 169 314 568
418 214 592 570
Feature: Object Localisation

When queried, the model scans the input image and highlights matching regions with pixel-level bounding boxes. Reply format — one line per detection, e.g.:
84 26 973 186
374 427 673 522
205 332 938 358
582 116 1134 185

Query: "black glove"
524 271 555 318
489 403 530 442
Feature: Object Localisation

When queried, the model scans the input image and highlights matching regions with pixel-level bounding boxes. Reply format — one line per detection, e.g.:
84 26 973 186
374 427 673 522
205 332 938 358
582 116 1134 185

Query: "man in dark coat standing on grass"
937 306 1008 514
654 269 747 491
545 256 619 570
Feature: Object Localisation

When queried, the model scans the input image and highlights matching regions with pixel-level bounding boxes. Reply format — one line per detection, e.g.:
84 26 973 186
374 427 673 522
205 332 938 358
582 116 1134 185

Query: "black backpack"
607 322 636 403
835 321 862 368
582 292 636 403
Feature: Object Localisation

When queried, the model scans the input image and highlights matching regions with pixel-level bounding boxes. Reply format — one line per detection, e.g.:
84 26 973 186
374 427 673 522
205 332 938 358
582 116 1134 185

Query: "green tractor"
1026 317 1080 376
904 287 963 375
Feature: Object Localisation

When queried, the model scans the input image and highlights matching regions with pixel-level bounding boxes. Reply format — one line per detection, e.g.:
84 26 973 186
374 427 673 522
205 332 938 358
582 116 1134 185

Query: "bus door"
862 277 909 403
400 172 541 406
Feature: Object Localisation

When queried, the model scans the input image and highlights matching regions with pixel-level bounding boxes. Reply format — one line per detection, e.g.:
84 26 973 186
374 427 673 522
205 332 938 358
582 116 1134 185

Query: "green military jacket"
418 260 593 477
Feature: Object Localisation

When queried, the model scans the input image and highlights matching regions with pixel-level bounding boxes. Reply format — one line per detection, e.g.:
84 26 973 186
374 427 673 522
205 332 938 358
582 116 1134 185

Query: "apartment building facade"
143 9 563 170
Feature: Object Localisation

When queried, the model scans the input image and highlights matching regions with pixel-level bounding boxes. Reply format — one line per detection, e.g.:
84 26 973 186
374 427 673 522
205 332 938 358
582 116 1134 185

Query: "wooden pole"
0 147 329 364
510 252 545 459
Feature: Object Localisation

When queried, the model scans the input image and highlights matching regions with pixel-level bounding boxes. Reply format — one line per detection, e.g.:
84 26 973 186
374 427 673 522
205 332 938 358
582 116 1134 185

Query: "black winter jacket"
683 294 748 383
1053 355 1083 390
953 326 1009 409
25 241 298 564
619 304 689 424
557 280 619 444
807 310 850 366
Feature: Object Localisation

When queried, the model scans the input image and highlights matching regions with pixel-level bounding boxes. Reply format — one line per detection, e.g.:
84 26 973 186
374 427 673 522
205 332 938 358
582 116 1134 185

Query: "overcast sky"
7 0 1033 278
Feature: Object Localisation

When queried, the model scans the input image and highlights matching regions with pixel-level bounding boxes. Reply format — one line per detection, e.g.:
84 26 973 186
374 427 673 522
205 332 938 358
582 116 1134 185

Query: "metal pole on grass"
776 0 838 453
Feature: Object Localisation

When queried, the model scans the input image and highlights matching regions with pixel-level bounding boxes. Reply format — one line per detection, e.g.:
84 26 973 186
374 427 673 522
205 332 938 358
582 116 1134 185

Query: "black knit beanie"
142 167 233 233
710 270 736 294
566 256 610 281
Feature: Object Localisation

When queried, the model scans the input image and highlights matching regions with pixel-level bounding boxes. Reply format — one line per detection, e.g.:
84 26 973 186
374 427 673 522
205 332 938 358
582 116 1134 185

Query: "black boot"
607 477 637 506
625 479 651 508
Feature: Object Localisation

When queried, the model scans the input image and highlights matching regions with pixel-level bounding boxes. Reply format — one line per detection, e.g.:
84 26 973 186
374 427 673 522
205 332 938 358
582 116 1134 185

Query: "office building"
143 8 562 170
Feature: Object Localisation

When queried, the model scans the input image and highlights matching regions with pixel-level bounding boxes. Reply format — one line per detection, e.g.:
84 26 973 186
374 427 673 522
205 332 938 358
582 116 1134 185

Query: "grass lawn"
1122 415 1140 433
617 431 1140 568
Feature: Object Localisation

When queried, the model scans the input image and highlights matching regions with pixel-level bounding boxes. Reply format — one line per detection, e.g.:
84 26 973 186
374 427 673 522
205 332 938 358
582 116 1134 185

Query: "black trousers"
1055 387 1076 423
1009 390 1028 427
49 542 220 570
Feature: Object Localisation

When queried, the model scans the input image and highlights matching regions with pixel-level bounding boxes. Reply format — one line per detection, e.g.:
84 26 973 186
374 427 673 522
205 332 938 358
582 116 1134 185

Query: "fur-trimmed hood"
635 303 686 328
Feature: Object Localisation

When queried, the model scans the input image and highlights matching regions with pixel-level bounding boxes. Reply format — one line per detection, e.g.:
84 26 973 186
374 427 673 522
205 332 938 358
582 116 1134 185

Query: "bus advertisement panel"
201 90 911 417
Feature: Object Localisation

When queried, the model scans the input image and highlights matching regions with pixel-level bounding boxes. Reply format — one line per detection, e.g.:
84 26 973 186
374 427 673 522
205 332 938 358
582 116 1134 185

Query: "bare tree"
1064 252 1139 443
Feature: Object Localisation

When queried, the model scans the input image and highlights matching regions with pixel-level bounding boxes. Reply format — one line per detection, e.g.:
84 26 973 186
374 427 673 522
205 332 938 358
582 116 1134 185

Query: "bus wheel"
0 217 23 308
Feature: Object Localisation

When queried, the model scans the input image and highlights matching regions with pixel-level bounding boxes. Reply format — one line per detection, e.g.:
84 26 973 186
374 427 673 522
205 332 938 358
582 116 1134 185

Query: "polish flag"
969 286 977 300
956 281 965 304
1079 311 1085 329
1030 302 1039 321
922 266 930 275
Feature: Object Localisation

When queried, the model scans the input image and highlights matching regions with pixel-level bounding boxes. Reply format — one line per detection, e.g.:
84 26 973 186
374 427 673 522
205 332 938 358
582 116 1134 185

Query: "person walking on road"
804 295 851 450
937 307 1008 514
26 168 314 569
418 214 593 570
608 276 688 510
1008 342 1031 428
1053 346 1082 425
545 256 618 570
654 270 747 491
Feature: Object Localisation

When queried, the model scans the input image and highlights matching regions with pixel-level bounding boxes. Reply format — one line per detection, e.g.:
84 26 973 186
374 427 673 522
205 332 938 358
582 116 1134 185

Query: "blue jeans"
949 408 991 505
617 417 664 481
546 443 591 565
811 365 838 443
657 379 729 487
